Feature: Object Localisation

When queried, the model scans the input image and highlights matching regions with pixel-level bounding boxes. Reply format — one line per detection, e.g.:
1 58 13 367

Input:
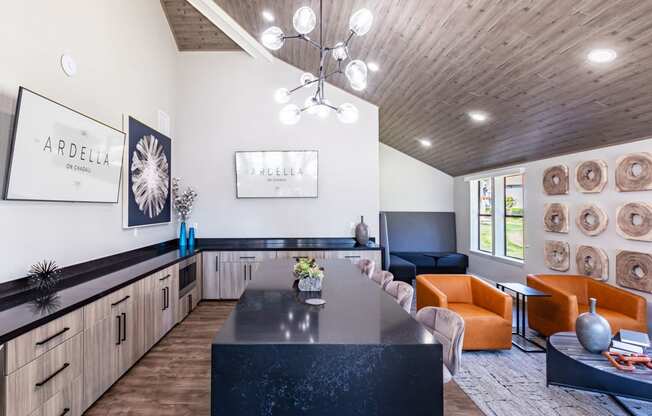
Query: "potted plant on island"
293 257 325 292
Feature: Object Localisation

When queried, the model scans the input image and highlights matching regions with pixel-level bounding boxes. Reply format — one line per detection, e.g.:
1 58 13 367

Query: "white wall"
454 137 652 313
379 143 454 212
174 52 380 239
0 1 179 282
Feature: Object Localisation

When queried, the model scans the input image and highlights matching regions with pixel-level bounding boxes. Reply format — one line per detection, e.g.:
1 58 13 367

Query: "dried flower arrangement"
172 177 198 221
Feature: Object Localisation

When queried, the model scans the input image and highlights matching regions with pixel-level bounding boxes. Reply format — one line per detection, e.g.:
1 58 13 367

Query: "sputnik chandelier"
261 1 374 125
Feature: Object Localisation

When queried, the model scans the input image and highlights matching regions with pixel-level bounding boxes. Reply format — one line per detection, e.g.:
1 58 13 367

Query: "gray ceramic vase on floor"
355 216 369 246
575 297 612 353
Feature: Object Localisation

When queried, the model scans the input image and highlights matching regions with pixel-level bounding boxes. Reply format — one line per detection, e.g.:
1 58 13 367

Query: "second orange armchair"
417 274 512 350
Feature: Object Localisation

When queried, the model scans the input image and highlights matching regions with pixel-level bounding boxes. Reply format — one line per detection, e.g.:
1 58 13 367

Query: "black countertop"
213 259 431 345
0 238 381 344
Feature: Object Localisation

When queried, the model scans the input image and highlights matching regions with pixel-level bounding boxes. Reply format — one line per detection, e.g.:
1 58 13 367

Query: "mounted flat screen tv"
235 150 318 198
3 87 126 202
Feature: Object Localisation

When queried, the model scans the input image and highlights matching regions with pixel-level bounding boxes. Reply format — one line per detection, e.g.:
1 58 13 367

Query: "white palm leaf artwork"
131 135 169 219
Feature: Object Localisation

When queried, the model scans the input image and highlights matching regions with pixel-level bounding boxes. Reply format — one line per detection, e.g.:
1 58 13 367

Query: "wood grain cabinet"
325 250 382 266
82 280 143 410
202 252 220 300
276 251 325 260
219 251 275 299
143 265 178 351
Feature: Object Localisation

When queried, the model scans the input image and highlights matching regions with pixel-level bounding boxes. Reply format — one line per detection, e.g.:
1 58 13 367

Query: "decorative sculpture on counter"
576 204 608 236
576 246 609 281
543 165 569 195
615 153 652 192
575 160 607 193
576 298 612 353
616 202 652 241
172 177 198 248
543 203 569 233
28 260 61 291
355 215 370 246
544 240 570 271
616 250 652 293
294 257 325 292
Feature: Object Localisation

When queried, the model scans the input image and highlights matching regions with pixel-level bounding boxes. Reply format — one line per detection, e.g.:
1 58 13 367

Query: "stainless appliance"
178 256 197 298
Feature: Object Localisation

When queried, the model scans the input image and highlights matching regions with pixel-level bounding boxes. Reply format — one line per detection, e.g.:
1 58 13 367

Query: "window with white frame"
470 172 525 262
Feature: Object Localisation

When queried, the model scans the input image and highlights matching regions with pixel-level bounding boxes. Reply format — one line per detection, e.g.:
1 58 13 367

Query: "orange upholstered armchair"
416 274 512 350
527 274 647 337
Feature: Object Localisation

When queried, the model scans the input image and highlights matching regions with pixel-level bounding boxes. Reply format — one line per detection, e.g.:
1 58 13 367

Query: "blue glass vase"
188 227 196 247
179 222 187 248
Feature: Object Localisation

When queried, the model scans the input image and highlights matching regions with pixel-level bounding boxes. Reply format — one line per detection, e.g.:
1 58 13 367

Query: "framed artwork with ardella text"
3 87 125 202
123 117 171 228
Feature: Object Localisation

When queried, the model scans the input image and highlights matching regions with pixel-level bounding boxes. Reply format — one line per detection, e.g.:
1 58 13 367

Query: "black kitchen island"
211 259 443 416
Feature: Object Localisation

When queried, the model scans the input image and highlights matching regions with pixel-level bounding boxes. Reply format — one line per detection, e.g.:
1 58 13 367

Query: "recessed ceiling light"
587 48 617 64
262 10 275 22
367 62 379 72
418 138 432 147
468 111 489 123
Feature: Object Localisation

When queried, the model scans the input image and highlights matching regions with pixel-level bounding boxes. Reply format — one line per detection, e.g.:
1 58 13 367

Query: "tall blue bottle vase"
179 221 187 248
188 227 196 247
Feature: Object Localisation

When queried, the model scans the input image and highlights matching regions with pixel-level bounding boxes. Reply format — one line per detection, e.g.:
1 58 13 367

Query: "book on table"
611 339 644 354
619 329 651 348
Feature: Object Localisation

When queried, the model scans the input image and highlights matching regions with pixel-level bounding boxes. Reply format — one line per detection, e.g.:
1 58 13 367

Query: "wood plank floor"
85 301 483 416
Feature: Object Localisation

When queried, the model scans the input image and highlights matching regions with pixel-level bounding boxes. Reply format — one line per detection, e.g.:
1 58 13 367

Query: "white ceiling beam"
186 0 273 61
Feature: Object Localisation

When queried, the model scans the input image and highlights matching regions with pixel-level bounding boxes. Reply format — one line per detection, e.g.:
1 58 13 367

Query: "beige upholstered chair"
416 307 465 383
384 280 413 313
371 270 394 289
357 259 376 278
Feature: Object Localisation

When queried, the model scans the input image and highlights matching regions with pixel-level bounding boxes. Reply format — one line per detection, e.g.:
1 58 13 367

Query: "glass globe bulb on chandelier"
261 0 374 125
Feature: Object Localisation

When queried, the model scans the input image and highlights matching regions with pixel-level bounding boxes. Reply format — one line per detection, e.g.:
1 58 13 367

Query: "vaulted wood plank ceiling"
164 0 652 176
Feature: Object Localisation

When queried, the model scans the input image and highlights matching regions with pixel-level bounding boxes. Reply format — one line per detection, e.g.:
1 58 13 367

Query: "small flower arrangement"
293 257 324 280
172 177 198 222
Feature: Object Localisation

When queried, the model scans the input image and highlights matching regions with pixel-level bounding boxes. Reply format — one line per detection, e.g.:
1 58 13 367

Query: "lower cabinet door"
202 252 220 300
29 375 83 416
83 314 118 410
219 262 249 299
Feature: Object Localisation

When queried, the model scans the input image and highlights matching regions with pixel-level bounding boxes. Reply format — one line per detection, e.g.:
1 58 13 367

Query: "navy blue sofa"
379 212 468 283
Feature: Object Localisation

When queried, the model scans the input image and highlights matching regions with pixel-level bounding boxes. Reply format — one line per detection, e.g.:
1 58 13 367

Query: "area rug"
409 289 651 416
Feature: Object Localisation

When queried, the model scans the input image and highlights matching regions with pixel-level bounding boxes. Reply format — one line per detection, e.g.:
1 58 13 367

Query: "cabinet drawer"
276 251 325 260
6 333 83 416
29 375 83 416
84 284 135 329
325 250 382 264
219 251 276 263
5 310 83 375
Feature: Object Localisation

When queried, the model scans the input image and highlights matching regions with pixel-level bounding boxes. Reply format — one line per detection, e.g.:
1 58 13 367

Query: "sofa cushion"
448 302 512 350
392 252 468 273
388 254 416 283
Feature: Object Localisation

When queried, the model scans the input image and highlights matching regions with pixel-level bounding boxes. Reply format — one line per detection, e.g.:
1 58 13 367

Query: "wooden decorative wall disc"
543 165 569 195
575 160 607 193
616 153 652 192
544 203 569 233
576 245 609 281
616 202 652 241
575 204 608 236
616 250 652 293
544 240 570 272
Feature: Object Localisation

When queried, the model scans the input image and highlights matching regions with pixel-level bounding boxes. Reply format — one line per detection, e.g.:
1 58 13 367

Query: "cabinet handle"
345 255 361 259
59 408 70 416
162 288 167 311
35 362 69 387
35 327 70 346
239 256 256 260
116 316 121 345
121 312 127 341
216 256 219 272
111 295 130 307
166 287 170 309
159 274 170 281
248 264 252 280
243 264 247 281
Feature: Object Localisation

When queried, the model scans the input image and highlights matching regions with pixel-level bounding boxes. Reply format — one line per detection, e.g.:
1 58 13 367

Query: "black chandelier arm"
323 69 342 80
288 77 320 94
344 30 355 47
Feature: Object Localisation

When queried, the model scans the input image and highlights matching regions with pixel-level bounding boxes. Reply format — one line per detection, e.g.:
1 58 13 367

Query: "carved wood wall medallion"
615 153 652 192
616 202 652 241
575 204 608 236
544 240 570 272
544 203 569 233
543 165 569 195
575 160 607 193
616 250 652 293
576 246 609 281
